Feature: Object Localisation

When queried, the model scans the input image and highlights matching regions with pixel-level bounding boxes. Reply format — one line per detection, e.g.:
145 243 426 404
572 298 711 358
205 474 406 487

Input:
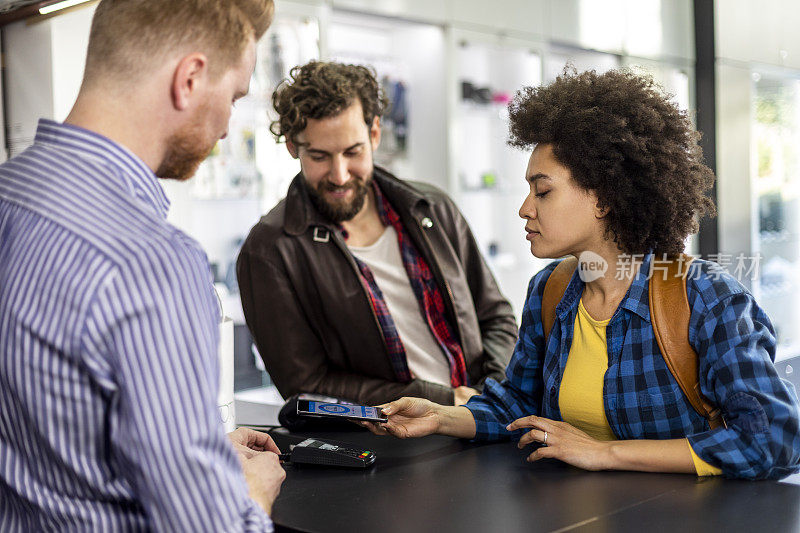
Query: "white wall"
4 2 95 156
330 0 694 62
5 18 54 157
716 0 800 70
50 4 95 120
716 63 756 286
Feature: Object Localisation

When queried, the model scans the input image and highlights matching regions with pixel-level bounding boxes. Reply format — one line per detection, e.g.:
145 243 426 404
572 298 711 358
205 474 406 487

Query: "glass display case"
326 10 448 190
450 34 546 319
752 73 800 359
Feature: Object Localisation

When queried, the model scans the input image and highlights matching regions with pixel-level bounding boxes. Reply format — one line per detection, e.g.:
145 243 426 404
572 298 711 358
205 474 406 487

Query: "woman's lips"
525 229 540 241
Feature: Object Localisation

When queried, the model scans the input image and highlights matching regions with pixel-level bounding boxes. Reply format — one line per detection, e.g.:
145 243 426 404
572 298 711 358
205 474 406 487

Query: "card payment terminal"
280 438 376 468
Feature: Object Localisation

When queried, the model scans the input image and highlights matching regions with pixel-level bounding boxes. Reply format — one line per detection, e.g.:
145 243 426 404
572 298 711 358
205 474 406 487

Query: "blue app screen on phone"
307 401 380 419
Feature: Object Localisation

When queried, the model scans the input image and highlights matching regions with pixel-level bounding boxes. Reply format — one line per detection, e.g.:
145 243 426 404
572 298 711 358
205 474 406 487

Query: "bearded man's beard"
156 118 215 181
306 173 372 223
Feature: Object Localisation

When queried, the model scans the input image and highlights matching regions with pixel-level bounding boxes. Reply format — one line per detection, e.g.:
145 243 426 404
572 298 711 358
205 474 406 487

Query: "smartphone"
296 400 388 423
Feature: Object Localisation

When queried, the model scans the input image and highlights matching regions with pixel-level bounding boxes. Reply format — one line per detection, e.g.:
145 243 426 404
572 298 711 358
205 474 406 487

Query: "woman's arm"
368 398 478 439
508 415 695 473
689 284 800 479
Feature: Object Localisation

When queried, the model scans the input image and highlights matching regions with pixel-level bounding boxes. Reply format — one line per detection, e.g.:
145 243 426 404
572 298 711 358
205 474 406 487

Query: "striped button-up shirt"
0 120 272 531
466 254 800 480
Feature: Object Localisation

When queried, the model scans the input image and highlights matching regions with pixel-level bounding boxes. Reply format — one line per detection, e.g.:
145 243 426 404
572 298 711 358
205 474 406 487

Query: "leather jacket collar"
282 165 431 236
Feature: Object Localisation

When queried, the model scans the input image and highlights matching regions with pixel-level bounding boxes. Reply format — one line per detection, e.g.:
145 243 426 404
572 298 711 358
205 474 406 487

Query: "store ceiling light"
39 0 91 15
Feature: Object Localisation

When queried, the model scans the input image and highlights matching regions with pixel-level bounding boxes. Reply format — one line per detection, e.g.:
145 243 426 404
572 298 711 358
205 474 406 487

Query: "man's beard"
306 172 372 223
156 112 215 182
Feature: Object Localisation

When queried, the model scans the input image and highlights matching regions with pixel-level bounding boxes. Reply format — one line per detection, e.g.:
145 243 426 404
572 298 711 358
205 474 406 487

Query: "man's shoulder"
88 198 209 278
388 175 454 208
91 216 210 290
1 150 203 275
374 167 451 202
240 198 291 256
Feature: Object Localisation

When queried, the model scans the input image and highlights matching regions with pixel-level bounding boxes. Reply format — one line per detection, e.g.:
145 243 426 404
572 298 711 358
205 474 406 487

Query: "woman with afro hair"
366 69 800 480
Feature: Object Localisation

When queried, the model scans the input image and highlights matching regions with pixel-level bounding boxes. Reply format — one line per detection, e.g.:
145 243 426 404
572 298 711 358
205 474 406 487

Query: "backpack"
541 254 725 430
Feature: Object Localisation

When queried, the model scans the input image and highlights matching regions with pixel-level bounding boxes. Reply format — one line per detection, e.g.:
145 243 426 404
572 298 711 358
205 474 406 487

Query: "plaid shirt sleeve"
688 265 800 480
465 262 559 441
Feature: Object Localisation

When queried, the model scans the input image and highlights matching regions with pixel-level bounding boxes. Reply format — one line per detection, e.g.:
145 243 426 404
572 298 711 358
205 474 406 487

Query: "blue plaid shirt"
466 254 800 480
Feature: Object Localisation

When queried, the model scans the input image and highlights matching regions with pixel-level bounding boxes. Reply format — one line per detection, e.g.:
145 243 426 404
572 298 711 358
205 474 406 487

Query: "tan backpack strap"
542 256 578 342
649 254 725 430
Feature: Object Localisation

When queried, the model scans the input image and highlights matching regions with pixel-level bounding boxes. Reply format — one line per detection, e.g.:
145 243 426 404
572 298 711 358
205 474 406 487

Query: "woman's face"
518 144 606 259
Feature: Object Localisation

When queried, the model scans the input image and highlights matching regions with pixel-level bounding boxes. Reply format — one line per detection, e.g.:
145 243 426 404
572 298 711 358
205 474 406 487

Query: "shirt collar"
555 252 654 324
34 119 171 219
617 253 653 322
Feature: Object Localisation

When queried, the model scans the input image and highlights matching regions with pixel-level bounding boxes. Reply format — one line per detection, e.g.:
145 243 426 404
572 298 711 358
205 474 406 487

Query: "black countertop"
266 428 800 533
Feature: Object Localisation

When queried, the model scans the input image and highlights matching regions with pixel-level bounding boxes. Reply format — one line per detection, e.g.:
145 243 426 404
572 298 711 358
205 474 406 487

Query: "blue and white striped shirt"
0 120 273 532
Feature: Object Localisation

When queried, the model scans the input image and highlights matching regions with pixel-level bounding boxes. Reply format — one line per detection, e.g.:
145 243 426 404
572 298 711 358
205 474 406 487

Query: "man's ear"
286 140 299 159
171 53 209 111
369 116 381 151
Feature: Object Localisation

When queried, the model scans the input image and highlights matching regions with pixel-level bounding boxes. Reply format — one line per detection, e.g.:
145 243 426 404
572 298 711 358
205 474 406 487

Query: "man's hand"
228 428 286 514
228 427 281 461
507 415 612 471
453 386 479 406
241 451 286 515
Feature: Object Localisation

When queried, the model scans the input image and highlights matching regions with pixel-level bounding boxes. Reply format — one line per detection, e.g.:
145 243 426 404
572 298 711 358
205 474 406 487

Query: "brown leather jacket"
237 167 517 405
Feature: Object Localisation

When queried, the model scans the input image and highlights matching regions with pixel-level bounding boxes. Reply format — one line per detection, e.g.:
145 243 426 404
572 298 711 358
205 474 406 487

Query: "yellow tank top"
559 299 722 476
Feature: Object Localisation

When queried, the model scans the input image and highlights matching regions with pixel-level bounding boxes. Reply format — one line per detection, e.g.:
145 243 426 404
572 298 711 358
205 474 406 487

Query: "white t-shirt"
348 226 452 387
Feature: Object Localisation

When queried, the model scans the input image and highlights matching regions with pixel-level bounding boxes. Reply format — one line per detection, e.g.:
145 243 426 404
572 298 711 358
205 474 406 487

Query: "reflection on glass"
753 74 800 358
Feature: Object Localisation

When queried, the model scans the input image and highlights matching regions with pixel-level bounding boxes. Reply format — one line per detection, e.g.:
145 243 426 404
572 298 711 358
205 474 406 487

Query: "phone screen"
297 400 387 422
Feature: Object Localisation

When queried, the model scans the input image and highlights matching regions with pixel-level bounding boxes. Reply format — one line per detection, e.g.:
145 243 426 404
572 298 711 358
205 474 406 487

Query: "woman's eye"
535 190 550 199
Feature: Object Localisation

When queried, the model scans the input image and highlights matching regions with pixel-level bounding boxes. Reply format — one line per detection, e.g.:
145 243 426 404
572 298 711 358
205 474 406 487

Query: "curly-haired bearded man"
237 61 517 407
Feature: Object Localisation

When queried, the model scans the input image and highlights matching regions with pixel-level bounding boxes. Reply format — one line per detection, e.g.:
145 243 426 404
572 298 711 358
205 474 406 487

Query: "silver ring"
543 431 548 446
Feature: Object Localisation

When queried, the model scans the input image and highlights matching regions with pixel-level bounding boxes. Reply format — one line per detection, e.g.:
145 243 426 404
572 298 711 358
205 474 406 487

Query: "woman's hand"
362 397 442 438
507 415 612 471
362 397 478 439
